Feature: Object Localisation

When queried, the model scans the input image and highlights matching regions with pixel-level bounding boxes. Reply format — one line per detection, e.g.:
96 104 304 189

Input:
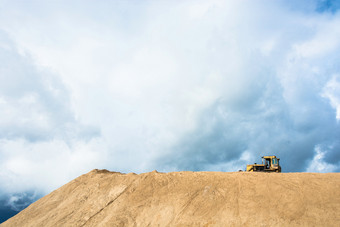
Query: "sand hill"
2 169 340 226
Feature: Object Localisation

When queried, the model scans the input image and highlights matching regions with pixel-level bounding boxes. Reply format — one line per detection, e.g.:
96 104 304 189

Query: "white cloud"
322 75 340 120
0 138 107 194
306 146 338 172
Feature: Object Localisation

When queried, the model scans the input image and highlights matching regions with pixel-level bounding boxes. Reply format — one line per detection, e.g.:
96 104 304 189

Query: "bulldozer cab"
265 159 270 169
262 156 280 171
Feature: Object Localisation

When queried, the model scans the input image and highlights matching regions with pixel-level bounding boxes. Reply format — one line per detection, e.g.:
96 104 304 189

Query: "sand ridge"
2 169 340 226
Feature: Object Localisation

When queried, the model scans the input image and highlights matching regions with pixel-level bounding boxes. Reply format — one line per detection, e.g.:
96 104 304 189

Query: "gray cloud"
0 30 104 197
0 30 106 221
0 31 100 142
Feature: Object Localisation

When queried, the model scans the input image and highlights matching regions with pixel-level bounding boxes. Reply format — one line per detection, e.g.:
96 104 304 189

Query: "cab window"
272 158 277 164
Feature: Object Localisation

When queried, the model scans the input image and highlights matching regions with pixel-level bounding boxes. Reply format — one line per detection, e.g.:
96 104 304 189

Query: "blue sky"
1 0 340 222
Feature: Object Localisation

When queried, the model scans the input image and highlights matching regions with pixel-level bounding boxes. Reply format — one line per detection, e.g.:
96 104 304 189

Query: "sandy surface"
2 169 340 226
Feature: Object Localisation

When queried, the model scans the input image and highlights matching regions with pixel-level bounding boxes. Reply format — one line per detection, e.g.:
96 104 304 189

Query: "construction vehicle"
246 155 281 172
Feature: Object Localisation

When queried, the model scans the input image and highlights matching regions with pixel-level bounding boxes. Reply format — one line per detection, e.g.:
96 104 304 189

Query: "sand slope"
2 169 340 226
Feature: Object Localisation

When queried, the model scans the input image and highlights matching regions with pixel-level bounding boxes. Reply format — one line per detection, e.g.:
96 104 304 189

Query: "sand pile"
2 169 340 226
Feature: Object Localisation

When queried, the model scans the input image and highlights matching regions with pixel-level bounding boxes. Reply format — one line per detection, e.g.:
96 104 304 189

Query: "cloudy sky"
1 0 340 222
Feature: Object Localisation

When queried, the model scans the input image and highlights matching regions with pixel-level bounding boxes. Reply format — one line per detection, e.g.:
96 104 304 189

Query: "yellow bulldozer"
246 155 281 172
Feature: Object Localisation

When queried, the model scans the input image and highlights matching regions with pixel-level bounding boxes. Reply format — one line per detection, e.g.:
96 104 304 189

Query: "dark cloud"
158 93 340 172
0 192 41 223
